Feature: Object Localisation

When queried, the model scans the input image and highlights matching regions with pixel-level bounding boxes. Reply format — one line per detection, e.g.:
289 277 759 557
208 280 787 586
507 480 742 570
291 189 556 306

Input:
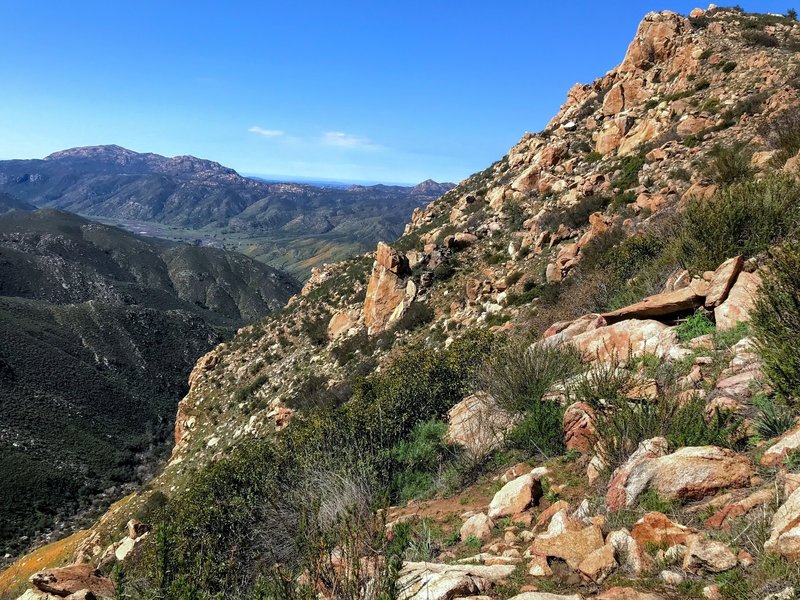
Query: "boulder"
705 488 774 530
531 524 605 569
363 243 412 334
578 543 617 582
601 284 706 323
704 257 743 308
608 444 752 509
488 470 544 519
446 393 517 459
328 311 358 340
607 528 650 575
631 512 694 547
606 438 670 511
620 10 689 72
541 314 607 349
29 565 114 599
570 320 681 364
765 486 800 558
676 115 714 136
397 562 516 600
461 513 494 544
762 423 800 467
682 538 737 574
714 271 761 331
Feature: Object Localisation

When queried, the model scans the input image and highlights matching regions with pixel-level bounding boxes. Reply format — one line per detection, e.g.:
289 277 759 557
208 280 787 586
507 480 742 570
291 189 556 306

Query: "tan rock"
531 524 605 569
631 512 694 548
762 423 800 467
705 488 774 530
607 528 650 575
570 320 681 365
609 446 753 508
714 271 762 331
765 486 800 558
30 565 114 599
540 314 606 348
601 286 705 322
446 392 517 459
534 500 570 532
506 593 582 600
620 10 690 72
488 470 544 519
704 257 744 308
597 588 667 600
683 538 737 573
461 513 494 544
397 562 516 600
607 438 670 512
578 543 617 582
527 554 553 577
327 310 358 340
363 243 411 334
677 115 714 136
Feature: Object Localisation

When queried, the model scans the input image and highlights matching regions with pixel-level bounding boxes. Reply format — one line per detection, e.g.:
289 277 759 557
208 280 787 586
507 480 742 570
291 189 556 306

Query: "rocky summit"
6 5 800 600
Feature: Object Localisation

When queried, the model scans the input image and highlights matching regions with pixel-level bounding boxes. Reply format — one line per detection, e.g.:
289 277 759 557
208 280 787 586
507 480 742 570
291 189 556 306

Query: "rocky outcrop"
570 320 681 364
363 242 413 334
714 271 762 331
765 486 800 558
29 565 114 599
601 283 706 323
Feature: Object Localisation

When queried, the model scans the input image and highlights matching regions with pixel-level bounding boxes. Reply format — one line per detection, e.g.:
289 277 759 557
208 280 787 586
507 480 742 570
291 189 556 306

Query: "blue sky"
0 1 788 184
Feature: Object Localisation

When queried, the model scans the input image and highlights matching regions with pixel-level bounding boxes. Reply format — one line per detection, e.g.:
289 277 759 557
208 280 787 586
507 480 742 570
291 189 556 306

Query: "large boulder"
620 11 690 72
607 444 753 509
600 283 706 323
714 271 762 331
488 469 545 519
397 562 516 600
765 486 800 558
704 257 744 308
363 243 413 334
446 393 517 459
460 513 494 544
531 523 605 569
606 438 669 511
29 565 114 599
569 320 681 364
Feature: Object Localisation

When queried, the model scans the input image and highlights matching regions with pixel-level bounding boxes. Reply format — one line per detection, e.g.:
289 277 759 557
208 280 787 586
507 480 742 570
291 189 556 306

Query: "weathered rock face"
619 11 690 73
29 565 114 599
683 538 738 574
714 271 762 331
765 486 800 558
570 320 680 364
363 242 413 334
608 445 753 509
762 423 800 466
563 402 596 455
446 392 517 459
631 512 693 548
460 512 494 543
704 256 743 308
607 438 670 511
531 523 605 569
327 310 359 340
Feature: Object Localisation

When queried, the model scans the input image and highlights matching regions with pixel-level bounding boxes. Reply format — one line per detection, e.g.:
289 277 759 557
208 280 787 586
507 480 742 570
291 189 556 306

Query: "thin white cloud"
248 126 285 137
320 131 380 150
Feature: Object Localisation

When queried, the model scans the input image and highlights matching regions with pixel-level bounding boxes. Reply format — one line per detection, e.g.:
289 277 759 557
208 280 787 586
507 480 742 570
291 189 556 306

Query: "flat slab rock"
29 565 113 599
397 561 515 600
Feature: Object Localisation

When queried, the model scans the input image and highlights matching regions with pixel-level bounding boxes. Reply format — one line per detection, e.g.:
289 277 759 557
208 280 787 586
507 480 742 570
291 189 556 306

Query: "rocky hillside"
6 6 800 600
0 209 298 562
0 146 453 277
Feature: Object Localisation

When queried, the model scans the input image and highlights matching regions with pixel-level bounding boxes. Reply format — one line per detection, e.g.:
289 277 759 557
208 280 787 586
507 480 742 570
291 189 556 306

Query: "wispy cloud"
320 131 380 150
248 126 285 137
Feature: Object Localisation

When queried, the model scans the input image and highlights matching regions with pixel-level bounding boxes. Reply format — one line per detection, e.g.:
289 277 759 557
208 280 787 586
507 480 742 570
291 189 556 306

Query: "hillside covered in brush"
0 146 453 277
6 6 800 600
0 208 298 561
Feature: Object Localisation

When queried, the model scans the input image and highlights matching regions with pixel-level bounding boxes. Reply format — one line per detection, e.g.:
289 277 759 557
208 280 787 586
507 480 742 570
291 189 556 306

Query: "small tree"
788 8 798 20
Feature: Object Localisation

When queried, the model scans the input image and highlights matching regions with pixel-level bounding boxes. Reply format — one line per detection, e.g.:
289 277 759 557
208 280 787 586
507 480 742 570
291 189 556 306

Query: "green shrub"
752 394 795 440
759 106 800 162
678 175 800 272
613 153 646 191
480 338 582 413
390 420 456 501
702 142 753 185
752 240 800 404
742 29 780 47
505 400 567 459
538 195 610 231
675 311 715 342
586 151 604 163
394 302 434 332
